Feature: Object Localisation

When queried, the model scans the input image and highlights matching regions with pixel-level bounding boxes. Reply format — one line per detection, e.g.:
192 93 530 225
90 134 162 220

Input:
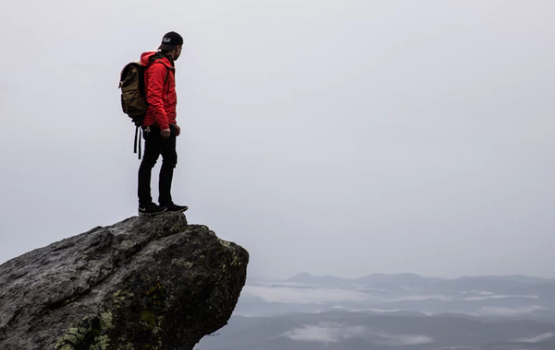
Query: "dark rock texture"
0 213 249 350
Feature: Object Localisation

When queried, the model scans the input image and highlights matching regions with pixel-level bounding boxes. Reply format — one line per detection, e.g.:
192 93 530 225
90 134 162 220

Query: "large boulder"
0 213 249 350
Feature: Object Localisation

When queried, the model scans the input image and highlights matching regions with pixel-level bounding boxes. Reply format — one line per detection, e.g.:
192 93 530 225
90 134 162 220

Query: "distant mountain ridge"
287 272 555 285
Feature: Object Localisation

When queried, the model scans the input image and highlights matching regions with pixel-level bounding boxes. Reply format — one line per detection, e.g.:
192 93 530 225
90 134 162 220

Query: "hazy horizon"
252 271 555 282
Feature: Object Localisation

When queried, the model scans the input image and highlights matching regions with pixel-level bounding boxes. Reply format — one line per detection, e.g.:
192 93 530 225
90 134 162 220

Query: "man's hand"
175 124 181 136
161 128 171 138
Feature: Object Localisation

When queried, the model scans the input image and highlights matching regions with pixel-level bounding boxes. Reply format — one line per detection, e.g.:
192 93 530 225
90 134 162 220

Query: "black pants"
138 125 177 206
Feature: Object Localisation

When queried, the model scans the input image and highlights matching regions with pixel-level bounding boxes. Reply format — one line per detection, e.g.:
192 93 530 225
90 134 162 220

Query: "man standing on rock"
138 31 188 216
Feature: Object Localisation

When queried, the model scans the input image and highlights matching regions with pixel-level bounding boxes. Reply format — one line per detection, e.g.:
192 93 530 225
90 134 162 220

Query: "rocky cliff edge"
0 213 249 350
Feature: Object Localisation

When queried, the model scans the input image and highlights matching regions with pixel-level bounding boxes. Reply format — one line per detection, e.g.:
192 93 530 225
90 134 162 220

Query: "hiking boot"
161 202 188 213
139 203 167 216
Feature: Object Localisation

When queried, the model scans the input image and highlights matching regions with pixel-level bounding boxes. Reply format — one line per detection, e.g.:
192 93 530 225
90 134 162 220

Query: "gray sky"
1 0 554 280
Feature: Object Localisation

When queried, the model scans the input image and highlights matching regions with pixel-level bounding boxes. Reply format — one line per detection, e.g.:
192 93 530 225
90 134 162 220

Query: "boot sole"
169 206 188 213
138 209 168 216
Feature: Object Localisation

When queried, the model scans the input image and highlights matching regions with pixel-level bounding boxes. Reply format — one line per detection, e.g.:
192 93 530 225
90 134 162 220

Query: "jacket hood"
140 51 174 69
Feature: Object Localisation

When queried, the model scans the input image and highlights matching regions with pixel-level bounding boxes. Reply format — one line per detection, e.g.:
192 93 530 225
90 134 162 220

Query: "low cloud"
460 290 495 296
463 294 538 301
329 306 402 314
479 305 545 316
367 308 402 313
387 295 451 302
282 322 435 347
255 281 317 289
357 287 387 293
513 332 554 343
379 334 435 346
282 322 365 343
243 285 369 304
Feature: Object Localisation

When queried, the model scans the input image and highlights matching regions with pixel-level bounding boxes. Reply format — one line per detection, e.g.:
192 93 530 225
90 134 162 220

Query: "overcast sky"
1 0 554 280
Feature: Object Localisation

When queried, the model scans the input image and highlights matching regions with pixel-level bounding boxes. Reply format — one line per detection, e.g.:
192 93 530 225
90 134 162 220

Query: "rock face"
0 213 249 350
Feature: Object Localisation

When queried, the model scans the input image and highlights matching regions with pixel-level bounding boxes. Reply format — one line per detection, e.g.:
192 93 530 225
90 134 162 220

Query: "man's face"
174 45 182 60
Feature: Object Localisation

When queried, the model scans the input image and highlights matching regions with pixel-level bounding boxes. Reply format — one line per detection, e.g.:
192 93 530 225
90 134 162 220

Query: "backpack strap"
150 61 171 87
164 67 170 88
134 126 142 159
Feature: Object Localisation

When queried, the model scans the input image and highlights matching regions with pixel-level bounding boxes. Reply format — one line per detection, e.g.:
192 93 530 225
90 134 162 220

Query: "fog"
1 0 554 279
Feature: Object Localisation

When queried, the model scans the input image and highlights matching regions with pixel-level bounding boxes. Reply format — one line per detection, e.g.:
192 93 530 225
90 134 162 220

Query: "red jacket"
140 52 177 130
